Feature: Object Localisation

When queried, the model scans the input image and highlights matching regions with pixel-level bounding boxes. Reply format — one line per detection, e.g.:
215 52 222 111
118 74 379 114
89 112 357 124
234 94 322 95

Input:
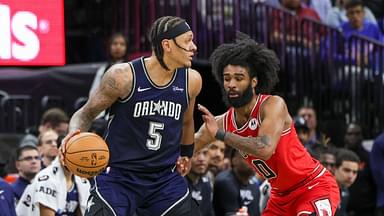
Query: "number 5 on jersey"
146 121 164 150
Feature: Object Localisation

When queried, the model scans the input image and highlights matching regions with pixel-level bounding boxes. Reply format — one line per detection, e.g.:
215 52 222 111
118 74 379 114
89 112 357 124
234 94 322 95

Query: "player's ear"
161 39 172 52
252 77 258 88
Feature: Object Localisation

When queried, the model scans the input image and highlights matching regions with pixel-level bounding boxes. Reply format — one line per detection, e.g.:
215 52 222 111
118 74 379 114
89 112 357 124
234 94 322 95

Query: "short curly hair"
209 32 280 94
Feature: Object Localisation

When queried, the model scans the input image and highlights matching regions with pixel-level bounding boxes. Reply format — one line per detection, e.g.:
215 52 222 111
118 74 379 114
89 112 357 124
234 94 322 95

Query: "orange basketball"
64 132 109 178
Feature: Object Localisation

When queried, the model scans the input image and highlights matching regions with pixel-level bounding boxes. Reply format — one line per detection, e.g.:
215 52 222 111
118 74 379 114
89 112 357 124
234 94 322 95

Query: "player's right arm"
69 63 133 133
194 114 224 153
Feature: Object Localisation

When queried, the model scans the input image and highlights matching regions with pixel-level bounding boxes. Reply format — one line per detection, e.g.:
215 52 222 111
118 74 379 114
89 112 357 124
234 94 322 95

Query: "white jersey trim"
160 188 189 216
231 94 261 133
119 62 136 103
94 176 117 216
142 57 178 89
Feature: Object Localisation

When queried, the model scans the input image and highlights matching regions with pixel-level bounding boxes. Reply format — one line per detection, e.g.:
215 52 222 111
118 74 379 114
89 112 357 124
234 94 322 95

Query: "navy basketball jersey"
56 183 78 216
105 57 189 172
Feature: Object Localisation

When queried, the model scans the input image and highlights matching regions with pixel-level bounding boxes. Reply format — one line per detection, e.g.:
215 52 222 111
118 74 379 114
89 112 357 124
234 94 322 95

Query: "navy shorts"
86 167 190 216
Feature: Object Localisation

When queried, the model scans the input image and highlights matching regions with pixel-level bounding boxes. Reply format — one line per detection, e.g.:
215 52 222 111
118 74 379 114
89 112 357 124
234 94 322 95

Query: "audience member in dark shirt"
186 147 214 216
213 149 260 216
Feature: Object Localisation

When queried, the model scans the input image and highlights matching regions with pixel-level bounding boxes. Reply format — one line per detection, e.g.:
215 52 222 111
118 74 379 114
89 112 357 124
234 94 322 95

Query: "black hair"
107 32 128 62
345 0 364 10
210 32 280 94
335 148 360 168
148 16 186 70
16 145 38 160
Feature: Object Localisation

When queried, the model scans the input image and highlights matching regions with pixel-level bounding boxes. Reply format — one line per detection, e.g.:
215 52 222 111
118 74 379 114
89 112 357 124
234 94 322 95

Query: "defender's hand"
198 104 219 138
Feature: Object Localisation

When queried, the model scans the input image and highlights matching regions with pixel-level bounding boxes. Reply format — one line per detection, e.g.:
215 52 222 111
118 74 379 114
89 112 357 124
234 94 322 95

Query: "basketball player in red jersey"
195 33 340 216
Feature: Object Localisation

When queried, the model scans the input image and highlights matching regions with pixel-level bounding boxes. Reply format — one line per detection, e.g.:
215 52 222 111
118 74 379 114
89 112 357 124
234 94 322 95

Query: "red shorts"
262 169 340 216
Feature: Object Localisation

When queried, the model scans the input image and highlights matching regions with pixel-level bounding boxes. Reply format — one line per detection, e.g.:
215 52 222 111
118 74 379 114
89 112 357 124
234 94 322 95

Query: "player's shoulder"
187 68 202 84
262 95 287 110
107 62 133 78
186 68 202 97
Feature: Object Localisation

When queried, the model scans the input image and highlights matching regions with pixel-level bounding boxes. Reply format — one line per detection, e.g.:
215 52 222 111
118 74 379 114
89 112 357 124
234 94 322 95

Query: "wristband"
215 129 226 141
180 143 194 158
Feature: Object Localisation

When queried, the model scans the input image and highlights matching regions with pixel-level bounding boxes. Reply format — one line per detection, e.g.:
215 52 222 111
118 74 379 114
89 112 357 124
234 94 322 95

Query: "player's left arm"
176 69 202 176
181 68 202 145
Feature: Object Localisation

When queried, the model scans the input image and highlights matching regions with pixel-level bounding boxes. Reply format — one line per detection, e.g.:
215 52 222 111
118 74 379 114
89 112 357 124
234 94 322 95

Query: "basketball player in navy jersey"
61 16 202 216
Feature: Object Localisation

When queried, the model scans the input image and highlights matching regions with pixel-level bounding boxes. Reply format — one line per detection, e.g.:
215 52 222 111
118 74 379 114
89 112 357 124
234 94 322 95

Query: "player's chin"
184 59 192 67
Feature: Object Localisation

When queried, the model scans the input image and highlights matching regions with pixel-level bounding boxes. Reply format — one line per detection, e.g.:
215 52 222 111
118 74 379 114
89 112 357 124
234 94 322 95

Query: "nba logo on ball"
64 132 110 178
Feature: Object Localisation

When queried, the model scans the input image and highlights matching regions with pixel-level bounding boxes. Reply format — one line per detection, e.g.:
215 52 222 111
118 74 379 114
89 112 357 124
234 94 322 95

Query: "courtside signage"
0 0 65 65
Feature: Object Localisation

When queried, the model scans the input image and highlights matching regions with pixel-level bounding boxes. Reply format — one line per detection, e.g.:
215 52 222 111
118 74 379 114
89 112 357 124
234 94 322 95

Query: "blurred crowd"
0 104 383 216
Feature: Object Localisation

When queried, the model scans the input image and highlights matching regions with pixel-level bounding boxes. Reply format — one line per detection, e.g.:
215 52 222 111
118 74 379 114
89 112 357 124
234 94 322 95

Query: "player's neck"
233 95 258 125
145 56 177 85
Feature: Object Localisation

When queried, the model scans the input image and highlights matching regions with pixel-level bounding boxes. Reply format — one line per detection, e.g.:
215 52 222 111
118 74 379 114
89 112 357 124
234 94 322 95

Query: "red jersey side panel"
223 94 320 193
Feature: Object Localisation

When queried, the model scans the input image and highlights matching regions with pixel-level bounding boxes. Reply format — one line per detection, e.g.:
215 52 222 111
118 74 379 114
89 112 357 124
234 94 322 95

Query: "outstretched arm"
198 96 289 160
195 114 224 153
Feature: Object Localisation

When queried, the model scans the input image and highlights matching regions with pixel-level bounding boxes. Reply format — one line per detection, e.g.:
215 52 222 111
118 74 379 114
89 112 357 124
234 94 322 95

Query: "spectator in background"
213 149 260 216
297 106 330 158
333 149 360 216
326 0 378 29
186 147 214 216
37 130 59 168
207 140 226 178
0 177 16 216
38 108 69 137
293 116 310 146
24 108 69 145
303 0 333 23
89 33 128 96
370 131 384 216
269 0 322 49
19 134 38 148
12 145 41 202
343 123 377 216
341 0 383 42
319 148 337 174
16 156 90 215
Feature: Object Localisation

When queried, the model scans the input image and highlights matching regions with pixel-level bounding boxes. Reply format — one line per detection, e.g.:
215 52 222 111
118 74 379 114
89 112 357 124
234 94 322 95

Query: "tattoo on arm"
105 76 120 91
224 133 270 156
69 111 95 132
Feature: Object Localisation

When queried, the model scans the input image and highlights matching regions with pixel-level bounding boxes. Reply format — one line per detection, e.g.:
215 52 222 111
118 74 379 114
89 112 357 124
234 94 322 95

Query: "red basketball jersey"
223 94 321 193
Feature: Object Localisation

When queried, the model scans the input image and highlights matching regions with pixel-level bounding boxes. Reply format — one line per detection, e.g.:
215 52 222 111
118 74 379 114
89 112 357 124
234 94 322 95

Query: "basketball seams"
65 158 107 169
65 149 109 154
65 133 100 152
66 134 107 154
64 132 109 178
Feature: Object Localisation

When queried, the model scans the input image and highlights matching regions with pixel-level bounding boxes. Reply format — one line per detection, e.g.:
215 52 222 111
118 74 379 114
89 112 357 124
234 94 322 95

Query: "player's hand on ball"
59 130 80 165
176 156 191 176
